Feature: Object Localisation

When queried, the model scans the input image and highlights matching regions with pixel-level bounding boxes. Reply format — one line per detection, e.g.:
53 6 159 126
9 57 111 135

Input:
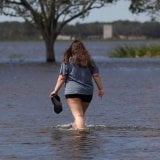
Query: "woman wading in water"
50 40 104 130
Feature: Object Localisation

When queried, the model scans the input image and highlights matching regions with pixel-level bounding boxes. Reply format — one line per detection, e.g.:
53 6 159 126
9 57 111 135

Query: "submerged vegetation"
110 45 160 58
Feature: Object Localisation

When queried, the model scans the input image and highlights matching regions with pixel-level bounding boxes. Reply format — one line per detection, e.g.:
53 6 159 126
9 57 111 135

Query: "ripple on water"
53 124 160 138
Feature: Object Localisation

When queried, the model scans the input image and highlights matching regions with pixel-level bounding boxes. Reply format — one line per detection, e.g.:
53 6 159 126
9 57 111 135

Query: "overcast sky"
0 0 150 24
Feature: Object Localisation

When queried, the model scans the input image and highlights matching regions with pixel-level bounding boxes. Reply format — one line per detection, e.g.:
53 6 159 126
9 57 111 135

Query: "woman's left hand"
98 89 104 97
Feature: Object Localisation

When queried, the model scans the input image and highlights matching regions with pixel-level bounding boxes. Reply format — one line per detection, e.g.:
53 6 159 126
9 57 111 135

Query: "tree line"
0 20 160 41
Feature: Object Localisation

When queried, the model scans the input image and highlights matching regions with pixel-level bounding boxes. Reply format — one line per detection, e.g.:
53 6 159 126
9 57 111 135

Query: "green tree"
129 0 160 21
0 0 118 62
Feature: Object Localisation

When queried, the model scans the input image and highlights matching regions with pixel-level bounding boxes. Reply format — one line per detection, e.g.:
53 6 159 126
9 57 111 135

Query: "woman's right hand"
49 90 58 97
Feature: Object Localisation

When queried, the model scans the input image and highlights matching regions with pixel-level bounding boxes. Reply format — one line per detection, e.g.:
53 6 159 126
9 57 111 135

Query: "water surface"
0 62 160 160
1 40 160 159
0 40 160 62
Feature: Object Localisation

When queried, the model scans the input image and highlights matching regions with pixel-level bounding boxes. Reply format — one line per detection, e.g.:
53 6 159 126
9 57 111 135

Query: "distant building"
57 35 75 40
103 25 113 39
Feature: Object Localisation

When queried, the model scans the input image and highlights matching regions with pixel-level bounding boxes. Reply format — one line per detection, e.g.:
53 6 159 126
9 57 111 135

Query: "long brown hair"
63 40 92 67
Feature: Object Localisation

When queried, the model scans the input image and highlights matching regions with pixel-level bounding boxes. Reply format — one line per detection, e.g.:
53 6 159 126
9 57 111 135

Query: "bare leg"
81 102 90 126
67 98 85 130
82 102 90 115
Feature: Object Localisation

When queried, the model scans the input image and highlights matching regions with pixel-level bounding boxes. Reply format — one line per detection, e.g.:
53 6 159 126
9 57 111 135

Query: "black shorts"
65 94 93 103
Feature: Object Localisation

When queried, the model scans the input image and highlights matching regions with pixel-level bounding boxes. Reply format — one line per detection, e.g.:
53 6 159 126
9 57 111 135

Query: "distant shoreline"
0 38 160 42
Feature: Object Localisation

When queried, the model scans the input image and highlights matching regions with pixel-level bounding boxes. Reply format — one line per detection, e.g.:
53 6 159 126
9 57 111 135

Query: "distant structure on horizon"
103 24 113 39
57 35 75 40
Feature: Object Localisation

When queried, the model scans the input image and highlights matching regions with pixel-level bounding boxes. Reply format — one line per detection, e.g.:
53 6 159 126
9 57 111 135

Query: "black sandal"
51 95 63 114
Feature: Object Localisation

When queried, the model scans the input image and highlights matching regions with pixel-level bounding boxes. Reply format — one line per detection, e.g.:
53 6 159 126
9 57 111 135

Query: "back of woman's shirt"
59 58 99 95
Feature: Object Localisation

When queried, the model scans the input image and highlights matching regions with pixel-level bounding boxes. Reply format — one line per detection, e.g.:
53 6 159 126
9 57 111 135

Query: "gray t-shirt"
59 58 99 95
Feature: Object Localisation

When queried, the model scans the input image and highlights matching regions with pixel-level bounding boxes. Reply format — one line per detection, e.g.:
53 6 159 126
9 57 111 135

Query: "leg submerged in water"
67 98 89 130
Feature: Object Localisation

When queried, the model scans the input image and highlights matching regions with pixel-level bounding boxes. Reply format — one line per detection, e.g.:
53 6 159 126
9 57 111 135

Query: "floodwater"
0 40 160 160
0 40 160 62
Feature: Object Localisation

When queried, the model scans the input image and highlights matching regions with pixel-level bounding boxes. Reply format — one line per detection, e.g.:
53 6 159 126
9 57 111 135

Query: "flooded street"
0 61 160 160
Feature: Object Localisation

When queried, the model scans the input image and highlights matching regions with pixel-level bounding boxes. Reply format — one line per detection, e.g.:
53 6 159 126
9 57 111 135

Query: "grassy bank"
110 45 160 58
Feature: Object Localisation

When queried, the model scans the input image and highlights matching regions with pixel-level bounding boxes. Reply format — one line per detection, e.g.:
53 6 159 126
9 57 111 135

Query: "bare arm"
50 74 66 96
92 73 104 97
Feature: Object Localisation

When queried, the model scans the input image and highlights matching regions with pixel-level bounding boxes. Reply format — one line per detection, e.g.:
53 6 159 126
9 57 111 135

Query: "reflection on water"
50 125 160 160
51 128 96 160
1 124 160 160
